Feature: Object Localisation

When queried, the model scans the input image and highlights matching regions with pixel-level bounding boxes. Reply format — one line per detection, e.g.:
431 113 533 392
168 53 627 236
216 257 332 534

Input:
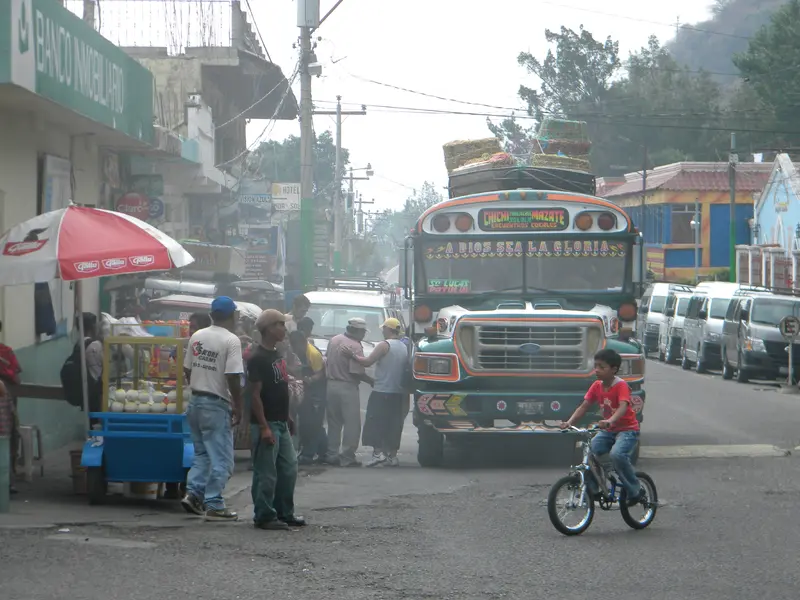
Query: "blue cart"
80 413 194 505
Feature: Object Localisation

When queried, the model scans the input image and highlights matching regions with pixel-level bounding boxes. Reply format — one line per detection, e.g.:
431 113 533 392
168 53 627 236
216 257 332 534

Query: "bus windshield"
420 237 628 294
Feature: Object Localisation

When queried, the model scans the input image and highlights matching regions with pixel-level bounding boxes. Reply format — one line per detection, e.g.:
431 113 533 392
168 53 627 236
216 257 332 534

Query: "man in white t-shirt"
181 296 244 522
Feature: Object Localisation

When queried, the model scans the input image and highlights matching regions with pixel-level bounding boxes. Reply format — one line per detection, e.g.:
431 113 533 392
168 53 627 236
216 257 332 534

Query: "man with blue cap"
181 296 244 522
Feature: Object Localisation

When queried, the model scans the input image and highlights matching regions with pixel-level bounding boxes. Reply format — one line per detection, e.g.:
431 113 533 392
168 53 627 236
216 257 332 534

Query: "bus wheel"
417 425 444 468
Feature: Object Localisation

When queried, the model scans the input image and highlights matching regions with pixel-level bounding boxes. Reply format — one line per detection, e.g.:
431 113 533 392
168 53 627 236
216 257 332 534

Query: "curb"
641 444 790 459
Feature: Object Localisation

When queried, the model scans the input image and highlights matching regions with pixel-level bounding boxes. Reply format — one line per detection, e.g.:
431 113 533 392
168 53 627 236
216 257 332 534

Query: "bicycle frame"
569 427 621 506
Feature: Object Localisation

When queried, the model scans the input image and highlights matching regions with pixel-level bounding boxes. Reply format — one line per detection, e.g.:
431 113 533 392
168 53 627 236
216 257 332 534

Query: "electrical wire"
215 64 301 169
243 0 272 63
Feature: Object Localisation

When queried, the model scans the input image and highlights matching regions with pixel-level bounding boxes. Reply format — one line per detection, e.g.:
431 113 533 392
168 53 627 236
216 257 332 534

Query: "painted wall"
615 189 755 281
0 109 100 451
755 161 800 254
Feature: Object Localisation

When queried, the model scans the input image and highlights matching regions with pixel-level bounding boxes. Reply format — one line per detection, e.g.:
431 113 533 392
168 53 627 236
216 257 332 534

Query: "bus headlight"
619 354 645 379
414 353 459 381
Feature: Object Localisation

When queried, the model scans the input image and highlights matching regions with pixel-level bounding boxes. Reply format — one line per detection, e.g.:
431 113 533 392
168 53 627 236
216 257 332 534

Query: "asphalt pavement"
4 361 800 600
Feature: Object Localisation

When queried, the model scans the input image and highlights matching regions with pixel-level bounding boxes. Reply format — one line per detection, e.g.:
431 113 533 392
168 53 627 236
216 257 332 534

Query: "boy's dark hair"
189 312 212 329
296 316 314 335
293 294 311 310
594 348 622 371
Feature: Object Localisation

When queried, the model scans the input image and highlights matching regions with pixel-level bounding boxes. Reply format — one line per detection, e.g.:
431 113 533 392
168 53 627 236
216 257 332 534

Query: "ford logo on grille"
518 343 541 355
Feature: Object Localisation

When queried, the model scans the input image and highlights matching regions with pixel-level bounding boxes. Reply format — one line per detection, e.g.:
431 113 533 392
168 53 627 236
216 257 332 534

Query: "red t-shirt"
585 377 639 432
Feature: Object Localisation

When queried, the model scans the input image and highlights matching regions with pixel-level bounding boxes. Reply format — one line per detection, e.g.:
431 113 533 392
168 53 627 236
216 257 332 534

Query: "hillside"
667 0 785 78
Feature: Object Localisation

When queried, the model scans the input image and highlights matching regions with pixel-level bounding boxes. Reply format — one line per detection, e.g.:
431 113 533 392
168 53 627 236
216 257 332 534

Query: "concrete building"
602 162 772 282
0 0 181 449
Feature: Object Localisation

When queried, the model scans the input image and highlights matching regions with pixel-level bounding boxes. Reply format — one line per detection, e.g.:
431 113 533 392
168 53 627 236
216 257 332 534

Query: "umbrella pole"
76 281 91 436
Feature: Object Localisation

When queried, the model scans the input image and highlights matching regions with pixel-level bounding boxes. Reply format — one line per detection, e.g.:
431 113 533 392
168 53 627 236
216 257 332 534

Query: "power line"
243 0 272 63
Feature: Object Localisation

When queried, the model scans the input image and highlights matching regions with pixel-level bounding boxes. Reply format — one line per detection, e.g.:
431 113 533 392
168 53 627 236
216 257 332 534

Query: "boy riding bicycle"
560 348 645 506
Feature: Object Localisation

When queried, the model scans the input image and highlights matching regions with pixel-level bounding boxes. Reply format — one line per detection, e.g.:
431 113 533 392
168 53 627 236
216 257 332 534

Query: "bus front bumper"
413 388 645 433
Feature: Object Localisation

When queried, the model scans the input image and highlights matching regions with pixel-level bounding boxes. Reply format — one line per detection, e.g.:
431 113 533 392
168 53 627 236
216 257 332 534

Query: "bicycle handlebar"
562 425 601 434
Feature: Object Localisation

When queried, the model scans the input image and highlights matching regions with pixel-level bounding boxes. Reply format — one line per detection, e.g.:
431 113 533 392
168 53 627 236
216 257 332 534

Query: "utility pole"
298 0 319 290
312 96 366 273
640 145 648 286
356 195 375 236
729 133 738 283
693 198 701 284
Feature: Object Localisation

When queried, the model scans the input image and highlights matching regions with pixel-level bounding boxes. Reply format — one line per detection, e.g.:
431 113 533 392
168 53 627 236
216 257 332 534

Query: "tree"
249 130 350 198
491 28 747 175
369 182 444 265
733 0 800 145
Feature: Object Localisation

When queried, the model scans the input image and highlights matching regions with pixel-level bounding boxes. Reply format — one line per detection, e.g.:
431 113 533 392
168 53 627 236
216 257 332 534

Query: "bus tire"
417 425 444 468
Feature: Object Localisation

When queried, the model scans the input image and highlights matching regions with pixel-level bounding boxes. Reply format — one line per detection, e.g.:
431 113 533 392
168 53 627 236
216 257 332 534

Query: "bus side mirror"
665 307 675 317
740 309 749 322
400 238 413 300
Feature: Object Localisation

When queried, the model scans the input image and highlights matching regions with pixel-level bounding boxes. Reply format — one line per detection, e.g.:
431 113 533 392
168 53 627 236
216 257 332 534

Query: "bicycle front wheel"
547 474 595 536
620 471 658 530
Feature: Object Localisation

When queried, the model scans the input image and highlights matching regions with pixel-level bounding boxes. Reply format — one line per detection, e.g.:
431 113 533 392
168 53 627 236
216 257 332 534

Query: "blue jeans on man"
590 430 641 498
186 394 234 511
250 422 299 524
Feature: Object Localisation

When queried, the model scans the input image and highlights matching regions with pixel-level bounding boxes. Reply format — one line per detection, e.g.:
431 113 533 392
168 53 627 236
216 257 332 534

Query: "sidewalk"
0 442 255 529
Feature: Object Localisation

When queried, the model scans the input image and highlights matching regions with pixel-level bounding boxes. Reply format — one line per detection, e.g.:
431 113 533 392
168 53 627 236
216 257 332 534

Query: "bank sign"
0 0 154 143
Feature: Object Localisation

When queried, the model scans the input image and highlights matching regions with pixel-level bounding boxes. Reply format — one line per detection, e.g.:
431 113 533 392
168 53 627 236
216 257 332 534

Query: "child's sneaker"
385 455 400 467
625 487 646 507
204 508 239 522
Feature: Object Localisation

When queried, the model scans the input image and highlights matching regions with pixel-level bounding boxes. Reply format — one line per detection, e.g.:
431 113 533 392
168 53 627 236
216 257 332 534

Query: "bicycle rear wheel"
619 471 658 530
547 475 595 536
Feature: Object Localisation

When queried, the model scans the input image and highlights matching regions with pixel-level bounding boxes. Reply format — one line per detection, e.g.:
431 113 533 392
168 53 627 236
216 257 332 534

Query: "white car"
304 289 407 373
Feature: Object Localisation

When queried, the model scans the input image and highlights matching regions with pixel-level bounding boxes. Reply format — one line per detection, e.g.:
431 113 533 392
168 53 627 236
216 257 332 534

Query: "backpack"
60 340 101 411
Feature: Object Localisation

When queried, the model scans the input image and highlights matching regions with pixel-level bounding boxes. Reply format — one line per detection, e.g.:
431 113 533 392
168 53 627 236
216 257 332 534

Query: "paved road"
4 366 800 599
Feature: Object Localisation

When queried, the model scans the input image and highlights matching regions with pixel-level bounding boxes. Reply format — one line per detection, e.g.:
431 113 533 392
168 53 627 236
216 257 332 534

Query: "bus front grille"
456 321 603 373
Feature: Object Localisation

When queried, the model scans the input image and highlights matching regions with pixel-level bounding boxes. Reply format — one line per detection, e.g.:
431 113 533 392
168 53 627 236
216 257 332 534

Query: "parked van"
681 282 753 373
657 292 693 364
638 282 694 355
721 289 800 383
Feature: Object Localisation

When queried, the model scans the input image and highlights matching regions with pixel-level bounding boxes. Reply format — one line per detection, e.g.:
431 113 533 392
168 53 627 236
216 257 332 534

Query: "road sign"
239 194 272 206
779 316 800 341
271 183 300 212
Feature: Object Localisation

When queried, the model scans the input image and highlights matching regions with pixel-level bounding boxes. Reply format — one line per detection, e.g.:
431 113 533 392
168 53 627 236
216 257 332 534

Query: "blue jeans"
591 430 641 497
186 394 234 511
250 422 298 523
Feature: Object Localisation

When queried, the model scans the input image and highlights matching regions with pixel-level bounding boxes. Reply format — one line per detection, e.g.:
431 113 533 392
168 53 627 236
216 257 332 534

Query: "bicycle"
547 425 658 536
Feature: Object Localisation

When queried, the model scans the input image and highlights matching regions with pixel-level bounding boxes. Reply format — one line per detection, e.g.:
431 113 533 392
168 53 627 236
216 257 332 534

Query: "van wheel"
695 345 708 374
736 353 750 384
721 351 734 380
680 345 691 370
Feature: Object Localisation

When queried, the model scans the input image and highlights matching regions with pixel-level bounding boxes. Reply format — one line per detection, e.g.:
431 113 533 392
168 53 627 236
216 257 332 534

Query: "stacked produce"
108 382 190 413
531 117 592 173
443 138 503 173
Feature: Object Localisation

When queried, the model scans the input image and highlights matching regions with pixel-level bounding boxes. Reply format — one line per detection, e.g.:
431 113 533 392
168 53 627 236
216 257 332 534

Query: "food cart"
80 321 193 504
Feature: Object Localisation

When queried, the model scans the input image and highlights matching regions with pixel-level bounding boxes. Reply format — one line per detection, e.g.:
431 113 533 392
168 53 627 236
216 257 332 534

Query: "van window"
686 296 703 319
751 298 800 326
676 298 690 317
709 298 732 320
650 296 667 313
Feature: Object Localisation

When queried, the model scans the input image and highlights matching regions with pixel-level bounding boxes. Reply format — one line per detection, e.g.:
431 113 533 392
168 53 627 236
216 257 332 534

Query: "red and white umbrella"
0 204 194 284
0 205 194 428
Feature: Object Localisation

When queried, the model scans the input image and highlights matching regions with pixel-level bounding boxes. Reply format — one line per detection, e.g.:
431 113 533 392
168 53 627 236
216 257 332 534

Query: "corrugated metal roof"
603 162 773 199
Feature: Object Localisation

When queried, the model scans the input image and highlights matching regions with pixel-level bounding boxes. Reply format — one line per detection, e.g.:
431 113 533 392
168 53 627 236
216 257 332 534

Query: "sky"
246 0 715 213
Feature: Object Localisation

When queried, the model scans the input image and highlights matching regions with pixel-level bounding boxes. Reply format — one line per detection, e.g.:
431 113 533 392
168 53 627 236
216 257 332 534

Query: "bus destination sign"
478 208 568 232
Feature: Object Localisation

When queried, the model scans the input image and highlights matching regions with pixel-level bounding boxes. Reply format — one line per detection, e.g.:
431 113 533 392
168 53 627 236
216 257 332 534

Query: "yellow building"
598 162 772 282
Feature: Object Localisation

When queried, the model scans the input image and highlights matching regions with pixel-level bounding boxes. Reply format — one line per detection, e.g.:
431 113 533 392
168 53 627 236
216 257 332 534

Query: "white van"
681 282 749 373
657 291 693 364
638 283 694 355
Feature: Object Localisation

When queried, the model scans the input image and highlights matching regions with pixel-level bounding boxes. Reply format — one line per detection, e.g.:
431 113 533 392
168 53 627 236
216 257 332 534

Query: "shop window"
671 204 696 244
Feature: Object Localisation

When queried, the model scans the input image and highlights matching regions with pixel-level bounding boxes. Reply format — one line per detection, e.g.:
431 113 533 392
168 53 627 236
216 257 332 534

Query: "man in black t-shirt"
248 309 305 530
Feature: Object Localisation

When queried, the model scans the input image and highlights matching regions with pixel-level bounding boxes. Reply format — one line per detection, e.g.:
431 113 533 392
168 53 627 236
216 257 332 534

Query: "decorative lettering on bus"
478 208 568 232
424 240 626 260
428 279 471 294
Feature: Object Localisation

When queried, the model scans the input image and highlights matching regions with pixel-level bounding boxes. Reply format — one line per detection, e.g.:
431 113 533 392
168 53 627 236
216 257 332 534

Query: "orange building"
598 162 772 282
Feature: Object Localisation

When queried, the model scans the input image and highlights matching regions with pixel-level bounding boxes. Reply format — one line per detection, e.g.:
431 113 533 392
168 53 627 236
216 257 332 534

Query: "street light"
691 199 701 284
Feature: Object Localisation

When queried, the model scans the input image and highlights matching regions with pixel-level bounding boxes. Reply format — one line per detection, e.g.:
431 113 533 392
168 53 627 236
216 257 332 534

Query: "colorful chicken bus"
403 167 646 466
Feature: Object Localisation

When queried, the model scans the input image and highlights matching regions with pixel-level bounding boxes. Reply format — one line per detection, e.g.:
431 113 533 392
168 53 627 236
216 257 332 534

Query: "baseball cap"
210 296 237 317
256 308 286 330
381 317 402 331
347 317 368 331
